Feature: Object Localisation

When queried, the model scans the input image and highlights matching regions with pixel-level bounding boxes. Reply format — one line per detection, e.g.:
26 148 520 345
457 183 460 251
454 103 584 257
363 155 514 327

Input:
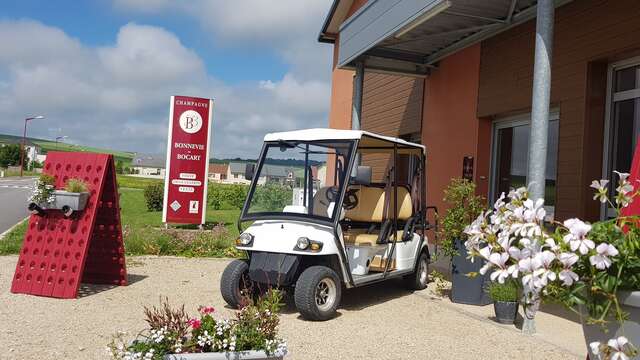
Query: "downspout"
524 0 555 335
352 61 364 172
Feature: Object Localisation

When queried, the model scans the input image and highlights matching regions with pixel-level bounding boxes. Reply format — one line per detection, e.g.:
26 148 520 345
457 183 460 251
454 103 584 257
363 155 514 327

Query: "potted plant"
439 178 488 305
28 175 90 216
464 172 639 359
108 289 287 360
487 281 519 324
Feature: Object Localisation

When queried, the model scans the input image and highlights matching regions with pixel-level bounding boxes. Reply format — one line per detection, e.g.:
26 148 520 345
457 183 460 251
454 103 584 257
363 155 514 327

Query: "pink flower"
187 318 201 329
198 306 215 315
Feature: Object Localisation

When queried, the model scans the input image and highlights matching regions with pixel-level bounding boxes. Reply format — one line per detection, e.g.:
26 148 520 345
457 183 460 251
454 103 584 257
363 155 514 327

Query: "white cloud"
0 19 331 158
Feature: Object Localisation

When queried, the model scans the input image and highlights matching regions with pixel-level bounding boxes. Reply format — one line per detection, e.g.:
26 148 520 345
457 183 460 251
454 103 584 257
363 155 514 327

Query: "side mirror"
244 163 255 181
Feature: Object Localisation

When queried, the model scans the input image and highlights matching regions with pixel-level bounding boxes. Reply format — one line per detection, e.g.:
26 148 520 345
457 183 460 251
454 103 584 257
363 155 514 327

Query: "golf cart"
220 129 435 320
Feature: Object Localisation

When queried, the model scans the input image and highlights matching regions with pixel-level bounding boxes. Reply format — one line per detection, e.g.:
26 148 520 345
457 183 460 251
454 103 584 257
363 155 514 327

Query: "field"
0 175 241 257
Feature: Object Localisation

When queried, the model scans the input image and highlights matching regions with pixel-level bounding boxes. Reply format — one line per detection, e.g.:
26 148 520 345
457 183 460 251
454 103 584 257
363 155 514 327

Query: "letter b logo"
179 110 203 134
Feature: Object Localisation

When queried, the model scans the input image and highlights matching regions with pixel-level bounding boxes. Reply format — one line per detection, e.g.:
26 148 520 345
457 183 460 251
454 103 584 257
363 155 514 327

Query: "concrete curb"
0 217 28 240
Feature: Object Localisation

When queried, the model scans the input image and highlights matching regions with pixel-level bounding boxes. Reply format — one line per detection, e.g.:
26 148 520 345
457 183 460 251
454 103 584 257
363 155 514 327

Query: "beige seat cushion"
344 185 412 222
344 230 405 246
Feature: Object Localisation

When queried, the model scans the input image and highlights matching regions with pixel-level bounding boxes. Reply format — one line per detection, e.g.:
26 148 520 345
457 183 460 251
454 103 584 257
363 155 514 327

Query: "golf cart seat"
342 185 413 246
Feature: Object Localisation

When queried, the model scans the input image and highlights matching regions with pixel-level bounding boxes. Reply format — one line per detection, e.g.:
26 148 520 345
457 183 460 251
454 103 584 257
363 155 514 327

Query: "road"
0 177 35 235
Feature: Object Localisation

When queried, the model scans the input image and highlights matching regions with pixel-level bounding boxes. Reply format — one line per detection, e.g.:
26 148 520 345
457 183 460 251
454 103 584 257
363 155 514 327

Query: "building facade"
320 0 640 222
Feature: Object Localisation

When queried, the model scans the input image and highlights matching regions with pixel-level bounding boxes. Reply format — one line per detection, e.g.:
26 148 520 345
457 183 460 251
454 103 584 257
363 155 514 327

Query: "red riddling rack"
11 152 127 299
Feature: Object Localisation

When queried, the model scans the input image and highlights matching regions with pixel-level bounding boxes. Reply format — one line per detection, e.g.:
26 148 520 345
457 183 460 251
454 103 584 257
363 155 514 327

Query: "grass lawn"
117 175 163 190
0 187 241 258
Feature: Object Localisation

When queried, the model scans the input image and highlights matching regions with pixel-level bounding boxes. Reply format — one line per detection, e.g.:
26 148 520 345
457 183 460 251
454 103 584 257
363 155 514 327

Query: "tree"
115 160 124 174
0 144 22 168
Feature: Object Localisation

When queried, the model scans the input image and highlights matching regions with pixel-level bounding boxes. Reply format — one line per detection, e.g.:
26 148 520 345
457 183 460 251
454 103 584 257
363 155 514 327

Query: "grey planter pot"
450 239 492 305
582 291 640 360
493 301 519 324
51 190 90 211
164 349 287 360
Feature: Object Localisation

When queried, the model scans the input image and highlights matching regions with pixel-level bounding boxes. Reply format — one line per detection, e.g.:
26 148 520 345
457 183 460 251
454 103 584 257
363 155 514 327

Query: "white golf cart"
220 129 436 320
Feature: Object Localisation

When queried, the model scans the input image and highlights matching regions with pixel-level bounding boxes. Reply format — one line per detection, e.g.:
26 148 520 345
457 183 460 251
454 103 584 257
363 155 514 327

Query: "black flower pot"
450 238 492 305
494 301 519 324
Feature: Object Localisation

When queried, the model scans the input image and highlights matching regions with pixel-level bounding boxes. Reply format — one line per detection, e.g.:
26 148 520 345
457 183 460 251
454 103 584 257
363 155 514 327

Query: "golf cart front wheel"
220 259 252 309
294 266 341 321
404 250 429 290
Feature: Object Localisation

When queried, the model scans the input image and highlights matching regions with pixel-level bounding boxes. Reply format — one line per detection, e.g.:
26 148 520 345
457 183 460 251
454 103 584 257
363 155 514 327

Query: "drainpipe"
352 61 364 171
524 0 554 335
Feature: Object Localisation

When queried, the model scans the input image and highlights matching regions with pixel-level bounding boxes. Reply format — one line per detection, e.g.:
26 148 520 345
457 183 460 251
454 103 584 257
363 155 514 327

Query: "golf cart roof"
263 128 425 154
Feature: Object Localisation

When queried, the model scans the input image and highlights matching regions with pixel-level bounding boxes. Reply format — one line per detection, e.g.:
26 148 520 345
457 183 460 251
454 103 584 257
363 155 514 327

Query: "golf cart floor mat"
249 252 300 286
11 152 127 299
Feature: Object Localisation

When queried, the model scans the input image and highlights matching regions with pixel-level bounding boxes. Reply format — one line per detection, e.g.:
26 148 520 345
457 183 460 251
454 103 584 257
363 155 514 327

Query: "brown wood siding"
361 72 423 137
477 0 640 221
360 72 424 182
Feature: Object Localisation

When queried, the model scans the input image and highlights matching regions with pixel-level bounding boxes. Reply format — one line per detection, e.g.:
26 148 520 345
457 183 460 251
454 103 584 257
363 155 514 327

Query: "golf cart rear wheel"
220 259 252 309
294 266 341 321
404 251 429 290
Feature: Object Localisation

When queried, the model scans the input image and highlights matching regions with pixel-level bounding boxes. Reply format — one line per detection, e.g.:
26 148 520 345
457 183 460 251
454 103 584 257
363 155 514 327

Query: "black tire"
220 259 252 309
294 266 341 321
404 250 429 290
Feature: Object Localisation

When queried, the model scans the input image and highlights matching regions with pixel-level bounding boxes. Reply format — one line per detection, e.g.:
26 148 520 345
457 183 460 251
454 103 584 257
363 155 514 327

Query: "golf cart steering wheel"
325 186 359 210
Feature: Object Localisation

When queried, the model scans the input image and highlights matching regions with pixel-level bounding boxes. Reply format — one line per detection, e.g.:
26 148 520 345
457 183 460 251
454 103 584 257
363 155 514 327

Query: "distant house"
226 162 297 185
208 163 228 183
131 153 165 178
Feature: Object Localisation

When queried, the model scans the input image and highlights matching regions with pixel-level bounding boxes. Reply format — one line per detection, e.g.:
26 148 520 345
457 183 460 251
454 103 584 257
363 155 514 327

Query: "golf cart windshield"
241 140 354 223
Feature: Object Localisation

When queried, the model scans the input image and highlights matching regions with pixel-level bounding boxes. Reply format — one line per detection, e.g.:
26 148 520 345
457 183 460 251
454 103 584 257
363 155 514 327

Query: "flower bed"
107 290 287 360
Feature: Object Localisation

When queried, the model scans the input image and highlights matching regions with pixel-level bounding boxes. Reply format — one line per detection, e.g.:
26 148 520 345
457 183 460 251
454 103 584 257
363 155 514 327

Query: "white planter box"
582 291 640 359
164 349 286 360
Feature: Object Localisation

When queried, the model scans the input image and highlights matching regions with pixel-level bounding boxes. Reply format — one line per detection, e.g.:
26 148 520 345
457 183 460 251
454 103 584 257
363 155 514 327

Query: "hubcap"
315 278 337 312
419 257 428 285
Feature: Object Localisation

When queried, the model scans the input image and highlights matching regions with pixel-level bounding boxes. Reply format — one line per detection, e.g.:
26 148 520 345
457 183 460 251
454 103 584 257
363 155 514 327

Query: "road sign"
163 96 213 224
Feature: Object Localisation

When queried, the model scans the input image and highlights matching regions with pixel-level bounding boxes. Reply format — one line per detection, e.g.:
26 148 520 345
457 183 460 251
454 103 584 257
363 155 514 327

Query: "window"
490 112 559 219
603 58 640 218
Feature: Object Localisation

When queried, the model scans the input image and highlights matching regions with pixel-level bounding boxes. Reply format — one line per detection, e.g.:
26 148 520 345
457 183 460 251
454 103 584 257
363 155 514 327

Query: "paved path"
0 256 584 360
0 177 35 235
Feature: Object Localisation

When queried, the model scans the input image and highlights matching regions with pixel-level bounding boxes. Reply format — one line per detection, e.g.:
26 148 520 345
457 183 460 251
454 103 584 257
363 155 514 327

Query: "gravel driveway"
0 256 582 359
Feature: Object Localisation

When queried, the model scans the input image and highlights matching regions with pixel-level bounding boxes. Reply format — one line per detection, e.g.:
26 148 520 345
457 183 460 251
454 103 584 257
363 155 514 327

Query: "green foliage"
29 173 56 204
115 160 124 174
64 178 88 193
117 175 162 190
488 281 518 302
438 178 485 258
0 144 22 168
208 183 248 210
250 183 293 212
0 220 28 255
143 182 164 211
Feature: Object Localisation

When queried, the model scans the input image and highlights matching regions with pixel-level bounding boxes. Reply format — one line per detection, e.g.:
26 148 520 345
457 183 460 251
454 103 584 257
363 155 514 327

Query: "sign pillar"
163 96 213 225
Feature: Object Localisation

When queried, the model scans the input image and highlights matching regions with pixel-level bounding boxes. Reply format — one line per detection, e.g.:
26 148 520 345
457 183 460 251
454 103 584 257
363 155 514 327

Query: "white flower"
589 243 619 270
608 336 630 360
563 218 594 255
487 252 511 283
589 341 601 355
534 251 556 287
558 253 579 286
591 179 609 203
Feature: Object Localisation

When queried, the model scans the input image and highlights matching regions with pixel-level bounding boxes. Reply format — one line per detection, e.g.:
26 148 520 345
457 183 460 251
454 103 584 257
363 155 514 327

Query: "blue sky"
0 0 333 158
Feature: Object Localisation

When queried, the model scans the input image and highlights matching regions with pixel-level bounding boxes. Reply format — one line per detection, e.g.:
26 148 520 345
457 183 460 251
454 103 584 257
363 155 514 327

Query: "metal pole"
352 61 364 173
20 119 28 177
527 0 554 202
524 0 554 336
352 61 364 131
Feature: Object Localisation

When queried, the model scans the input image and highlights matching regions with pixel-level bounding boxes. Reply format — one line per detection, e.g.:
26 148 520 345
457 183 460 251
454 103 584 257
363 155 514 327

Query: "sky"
0 0 334 158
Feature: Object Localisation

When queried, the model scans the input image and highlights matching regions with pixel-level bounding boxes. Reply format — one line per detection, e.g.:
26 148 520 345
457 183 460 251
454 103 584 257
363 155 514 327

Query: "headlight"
296 237 310 250
237 232 254 246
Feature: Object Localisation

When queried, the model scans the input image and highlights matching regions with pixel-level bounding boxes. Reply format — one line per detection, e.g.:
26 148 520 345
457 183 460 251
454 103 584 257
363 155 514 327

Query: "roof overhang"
318 0 355 43
334 0 571 76
263 128 425 153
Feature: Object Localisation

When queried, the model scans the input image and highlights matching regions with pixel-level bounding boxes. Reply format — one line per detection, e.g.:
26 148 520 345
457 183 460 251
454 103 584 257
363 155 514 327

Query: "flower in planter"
463 171 639 356
590 336 637 360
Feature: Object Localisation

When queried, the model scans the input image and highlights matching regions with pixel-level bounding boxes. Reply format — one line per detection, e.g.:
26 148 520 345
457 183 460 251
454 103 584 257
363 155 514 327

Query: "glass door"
603 58 640 218
491 114 559 219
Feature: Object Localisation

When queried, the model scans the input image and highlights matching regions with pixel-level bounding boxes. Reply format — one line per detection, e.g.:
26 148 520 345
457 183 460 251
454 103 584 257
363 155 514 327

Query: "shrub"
438 178 485 258
251 183 292 212
64 178 88 193
488 281 518 302
143 182 164 211
208 183 248 210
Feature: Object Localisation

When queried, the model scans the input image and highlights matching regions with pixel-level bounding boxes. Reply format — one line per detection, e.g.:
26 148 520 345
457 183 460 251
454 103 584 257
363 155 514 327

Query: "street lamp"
20 115 45 177
55 135 68 149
